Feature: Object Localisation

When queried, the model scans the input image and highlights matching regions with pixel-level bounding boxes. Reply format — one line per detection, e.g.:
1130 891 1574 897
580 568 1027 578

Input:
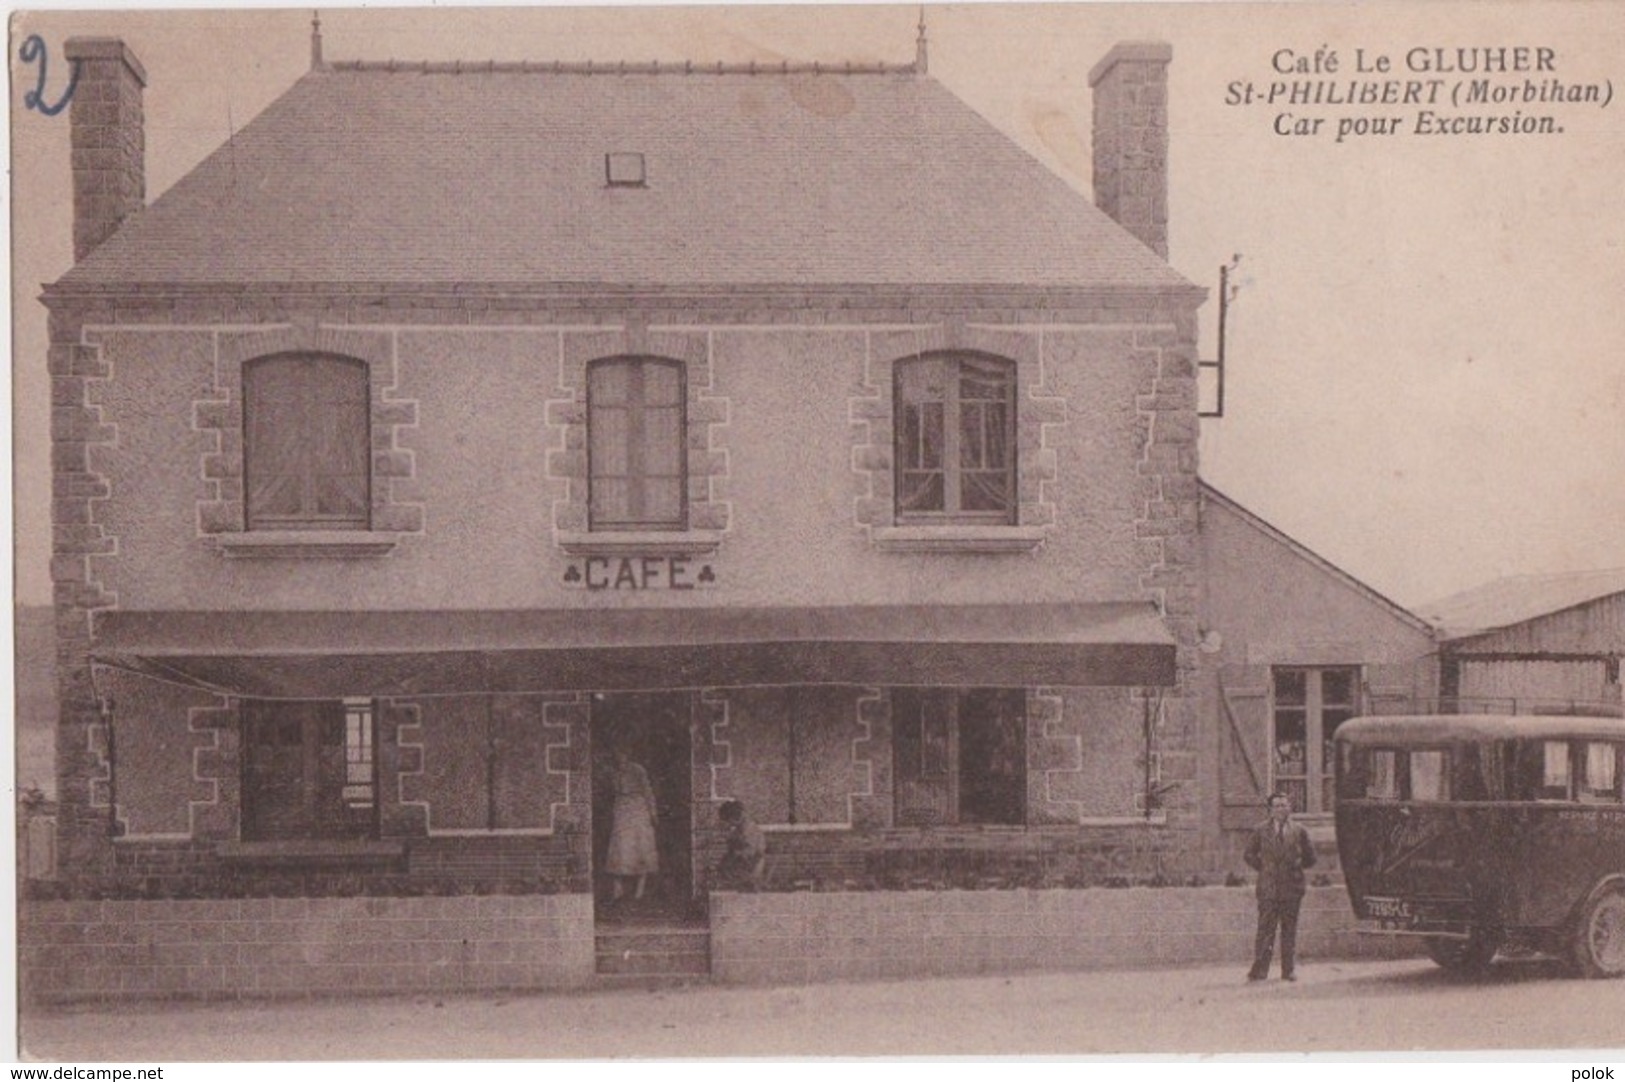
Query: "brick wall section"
1089 43 1171 260
740 822 1251 891
407 837 587 889
20 894 595 1002
712 886 1418 985
64 38 146 263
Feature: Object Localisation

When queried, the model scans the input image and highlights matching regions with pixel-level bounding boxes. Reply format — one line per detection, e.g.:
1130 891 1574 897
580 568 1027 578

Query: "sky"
9 0 1625 611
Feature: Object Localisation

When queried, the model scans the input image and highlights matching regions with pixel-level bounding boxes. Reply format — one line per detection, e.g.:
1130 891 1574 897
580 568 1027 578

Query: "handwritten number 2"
20 35 79 117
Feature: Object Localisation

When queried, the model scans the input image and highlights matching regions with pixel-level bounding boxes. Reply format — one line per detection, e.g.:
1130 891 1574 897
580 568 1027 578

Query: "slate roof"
1418 568 1625 641
54 63 1195 292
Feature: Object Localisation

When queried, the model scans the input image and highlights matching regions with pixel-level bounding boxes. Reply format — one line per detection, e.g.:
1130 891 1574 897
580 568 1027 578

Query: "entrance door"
591 692 694 916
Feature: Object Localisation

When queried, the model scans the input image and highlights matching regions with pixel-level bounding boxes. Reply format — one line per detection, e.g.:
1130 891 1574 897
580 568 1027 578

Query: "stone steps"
595 921 711 981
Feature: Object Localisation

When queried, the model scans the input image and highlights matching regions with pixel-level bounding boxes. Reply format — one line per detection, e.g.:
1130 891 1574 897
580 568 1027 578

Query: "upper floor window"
588 357 687 531
894 353 1017 524
244 354 370 530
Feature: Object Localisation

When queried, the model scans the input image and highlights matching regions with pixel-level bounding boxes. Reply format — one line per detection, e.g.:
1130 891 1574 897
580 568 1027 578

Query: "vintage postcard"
10 0 1625 1064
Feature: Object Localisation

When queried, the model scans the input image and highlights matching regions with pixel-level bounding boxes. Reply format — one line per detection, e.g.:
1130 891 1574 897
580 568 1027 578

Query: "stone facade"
42 286 1202 896
43 35 1213 941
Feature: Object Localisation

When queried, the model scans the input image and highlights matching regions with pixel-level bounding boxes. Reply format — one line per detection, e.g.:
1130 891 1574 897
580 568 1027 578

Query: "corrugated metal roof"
1418 568 1625 641
56 66 1194 292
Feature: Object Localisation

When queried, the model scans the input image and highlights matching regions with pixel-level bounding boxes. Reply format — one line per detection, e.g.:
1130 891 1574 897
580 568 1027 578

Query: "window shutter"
244 354 369 530
1218 663 1272 830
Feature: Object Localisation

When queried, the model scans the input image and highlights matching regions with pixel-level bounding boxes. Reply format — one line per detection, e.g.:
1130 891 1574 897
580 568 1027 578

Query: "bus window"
1579 742 1622 804
1519 740 1575 801
1543 741 1573 798
1366 749 1400 800
1453 746 1491 801
1409 750 1450 801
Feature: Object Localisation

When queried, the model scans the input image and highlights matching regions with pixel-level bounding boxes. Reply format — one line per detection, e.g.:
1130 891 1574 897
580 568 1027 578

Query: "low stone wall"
20 894 596 1003
711 886 1419 985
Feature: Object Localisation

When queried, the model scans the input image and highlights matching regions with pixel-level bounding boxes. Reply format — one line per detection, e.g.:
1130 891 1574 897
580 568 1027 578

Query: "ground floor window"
243 698 377 841
893 688 1025 826
1271 666 1358 814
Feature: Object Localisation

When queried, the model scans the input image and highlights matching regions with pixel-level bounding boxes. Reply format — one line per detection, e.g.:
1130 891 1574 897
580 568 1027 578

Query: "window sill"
216 531 400 559
872 526 1045 554
215 839 405 865
557 530 724 556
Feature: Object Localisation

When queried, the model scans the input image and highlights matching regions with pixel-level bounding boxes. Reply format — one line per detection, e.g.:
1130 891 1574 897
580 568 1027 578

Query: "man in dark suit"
1244 791 1318 982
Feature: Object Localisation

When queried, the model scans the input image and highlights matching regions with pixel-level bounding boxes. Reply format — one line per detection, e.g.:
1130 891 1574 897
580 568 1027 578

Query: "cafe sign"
563 555 716 591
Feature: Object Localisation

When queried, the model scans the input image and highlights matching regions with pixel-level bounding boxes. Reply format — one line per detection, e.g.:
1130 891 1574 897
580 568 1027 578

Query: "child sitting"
716 799 767 890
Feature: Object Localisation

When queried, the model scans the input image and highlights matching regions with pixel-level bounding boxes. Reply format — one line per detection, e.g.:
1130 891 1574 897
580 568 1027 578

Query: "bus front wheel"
1425 929 1500 974
1571 888 1625 979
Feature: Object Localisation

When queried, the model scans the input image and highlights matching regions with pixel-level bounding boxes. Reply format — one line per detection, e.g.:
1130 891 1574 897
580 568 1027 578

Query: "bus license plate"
1365 897 1413 920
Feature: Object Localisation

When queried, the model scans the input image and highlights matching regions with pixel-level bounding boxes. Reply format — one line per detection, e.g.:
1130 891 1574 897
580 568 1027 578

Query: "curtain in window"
1585 741 1618 798
245 355 369 530
895 354 1014 521
895 357 946 514
958 356 1013 514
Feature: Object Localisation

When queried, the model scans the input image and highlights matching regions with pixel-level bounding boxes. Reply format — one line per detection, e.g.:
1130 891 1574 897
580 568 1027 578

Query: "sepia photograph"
8 0 1625 1065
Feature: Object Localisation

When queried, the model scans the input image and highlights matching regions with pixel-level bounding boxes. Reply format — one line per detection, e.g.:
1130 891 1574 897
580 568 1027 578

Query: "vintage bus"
1334 713 1625 978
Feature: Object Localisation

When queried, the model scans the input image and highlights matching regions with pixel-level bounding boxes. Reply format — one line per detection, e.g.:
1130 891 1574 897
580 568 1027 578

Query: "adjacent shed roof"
1198 480 1433 634
55 64 1196 293
1419 568 1625 641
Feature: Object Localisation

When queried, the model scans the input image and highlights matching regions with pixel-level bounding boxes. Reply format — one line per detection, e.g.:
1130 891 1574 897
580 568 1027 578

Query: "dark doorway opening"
591 692 696 922
242 699 377 841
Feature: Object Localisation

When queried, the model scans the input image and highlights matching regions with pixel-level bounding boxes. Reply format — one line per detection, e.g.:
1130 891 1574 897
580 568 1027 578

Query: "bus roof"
1336 713 1625 745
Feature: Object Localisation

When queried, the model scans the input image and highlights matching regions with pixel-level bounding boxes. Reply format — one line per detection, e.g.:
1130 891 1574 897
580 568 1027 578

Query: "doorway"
242 699 377 841
591 692 695 921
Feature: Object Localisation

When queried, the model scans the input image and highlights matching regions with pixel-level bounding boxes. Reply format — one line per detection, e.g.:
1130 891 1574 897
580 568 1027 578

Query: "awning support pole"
787 690 799 826
485 694 498 831
102 696 119 840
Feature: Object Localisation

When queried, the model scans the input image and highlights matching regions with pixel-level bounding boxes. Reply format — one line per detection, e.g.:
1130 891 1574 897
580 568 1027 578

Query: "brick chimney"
64 37 147 262
1088 42 1171 260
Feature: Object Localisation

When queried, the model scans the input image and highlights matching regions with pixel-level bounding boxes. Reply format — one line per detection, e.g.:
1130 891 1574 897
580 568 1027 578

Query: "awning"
91 603 1177 699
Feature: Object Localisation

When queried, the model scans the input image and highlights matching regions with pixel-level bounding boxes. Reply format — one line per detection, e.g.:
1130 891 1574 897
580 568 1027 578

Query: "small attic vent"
605 153 646 188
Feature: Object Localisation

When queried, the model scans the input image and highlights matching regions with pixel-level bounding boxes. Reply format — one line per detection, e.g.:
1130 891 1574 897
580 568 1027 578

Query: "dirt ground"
18 955 1625 1061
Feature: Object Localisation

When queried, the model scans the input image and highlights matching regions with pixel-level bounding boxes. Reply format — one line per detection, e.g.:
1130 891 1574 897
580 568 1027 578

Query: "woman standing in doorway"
605 744 659 905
